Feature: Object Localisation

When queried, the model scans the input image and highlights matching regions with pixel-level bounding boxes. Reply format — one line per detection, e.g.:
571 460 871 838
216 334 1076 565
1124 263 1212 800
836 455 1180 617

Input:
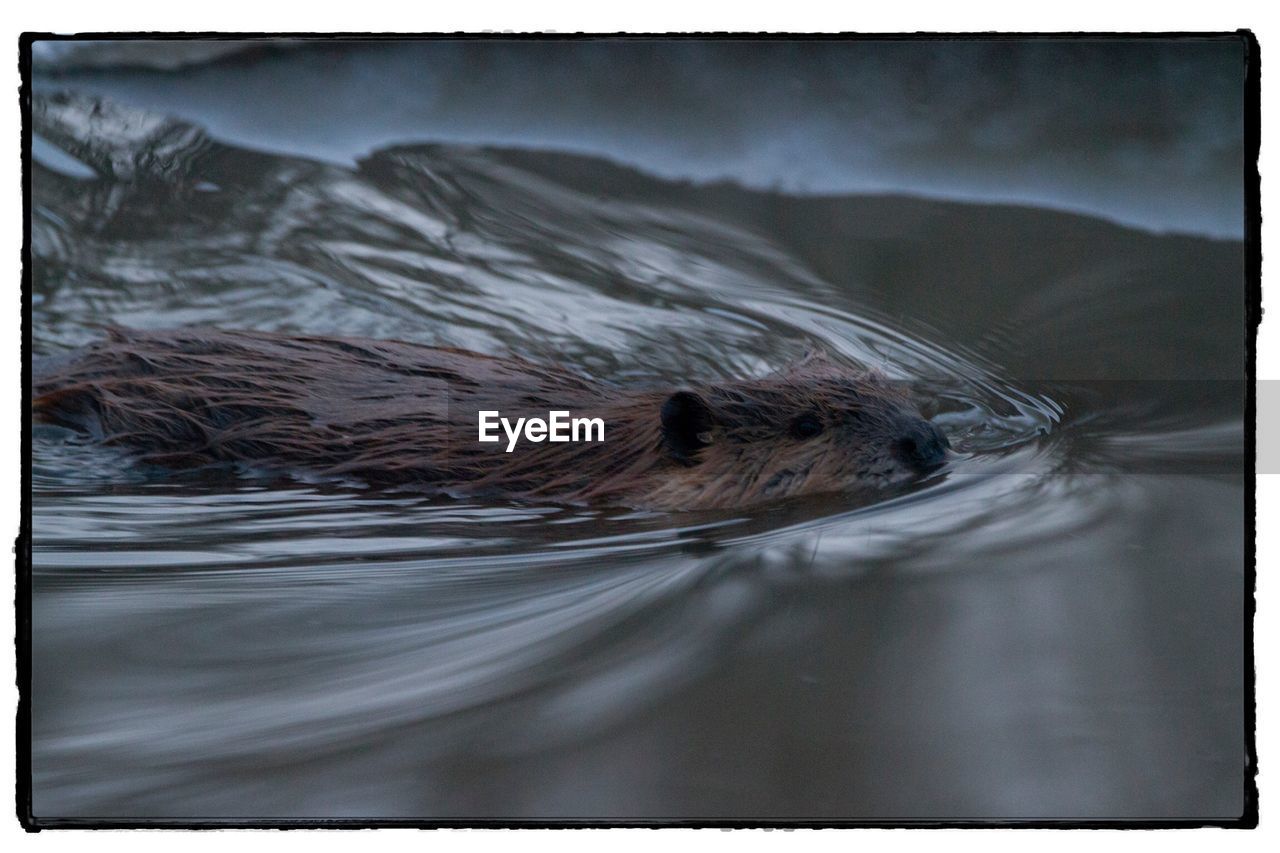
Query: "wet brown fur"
33 328 943 510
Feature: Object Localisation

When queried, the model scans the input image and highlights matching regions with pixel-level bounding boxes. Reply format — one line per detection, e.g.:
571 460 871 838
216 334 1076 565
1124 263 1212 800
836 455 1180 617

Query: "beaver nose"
892 419 950 471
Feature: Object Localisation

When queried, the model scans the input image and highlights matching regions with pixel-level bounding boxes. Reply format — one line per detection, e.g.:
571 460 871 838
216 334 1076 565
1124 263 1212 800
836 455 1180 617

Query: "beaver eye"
789 413 824 440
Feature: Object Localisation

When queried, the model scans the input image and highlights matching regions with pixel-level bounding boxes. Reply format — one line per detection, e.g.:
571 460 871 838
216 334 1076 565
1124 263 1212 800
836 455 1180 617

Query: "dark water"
27 41 1247 821
32 37 1246 238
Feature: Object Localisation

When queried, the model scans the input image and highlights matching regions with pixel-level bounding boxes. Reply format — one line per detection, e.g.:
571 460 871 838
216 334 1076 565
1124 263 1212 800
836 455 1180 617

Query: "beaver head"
644 353 949 509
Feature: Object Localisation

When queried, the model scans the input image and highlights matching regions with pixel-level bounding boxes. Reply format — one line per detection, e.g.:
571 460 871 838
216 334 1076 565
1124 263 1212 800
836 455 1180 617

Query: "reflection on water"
28 79 1246 820
32 38 1246 238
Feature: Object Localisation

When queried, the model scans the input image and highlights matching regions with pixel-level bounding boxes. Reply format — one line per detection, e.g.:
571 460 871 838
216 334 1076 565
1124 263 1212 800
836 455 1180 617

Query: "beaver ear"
661 390 714 465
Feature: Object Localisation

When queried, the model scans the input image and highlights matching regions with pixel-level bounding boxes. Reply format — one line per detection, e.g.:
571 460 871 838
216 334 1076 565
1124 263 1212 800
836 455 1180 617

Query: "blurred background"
33 37 1245 237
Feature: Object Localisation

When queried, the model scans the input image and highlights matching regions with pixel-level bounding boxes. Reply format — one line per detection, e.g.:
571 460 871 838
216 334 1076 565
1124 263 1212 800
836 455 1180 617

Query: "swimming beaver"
33 328 950 510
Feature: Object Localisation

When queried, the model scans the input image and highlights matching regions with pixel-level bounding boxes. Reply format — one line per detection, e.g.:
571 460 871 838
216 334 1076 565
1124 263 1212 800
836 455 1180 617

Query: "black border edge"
17 31 35 834
1240 25 1261 832
15 29 1262 831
